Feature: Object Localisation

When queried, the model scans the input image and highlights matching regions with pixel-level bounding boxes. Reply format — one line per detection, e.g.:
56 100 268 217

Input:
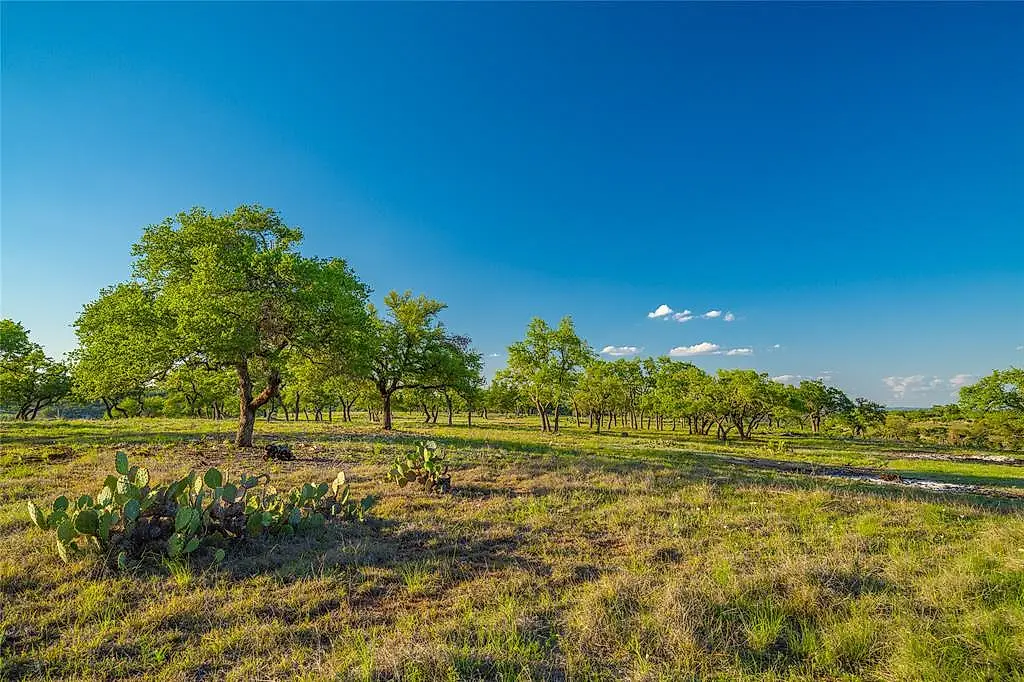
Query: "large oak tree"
75 205 369 446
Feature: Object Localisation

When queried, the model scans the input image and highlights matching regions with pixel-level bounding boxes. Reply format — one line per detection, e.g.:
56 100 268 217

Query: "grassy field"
2 416 1023 680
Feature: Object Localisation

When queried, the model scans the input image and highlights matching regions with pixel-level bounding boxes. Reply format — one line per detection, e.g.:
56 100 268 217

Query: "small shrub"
759 438 793 458
386 440 451 493
27 451 375 566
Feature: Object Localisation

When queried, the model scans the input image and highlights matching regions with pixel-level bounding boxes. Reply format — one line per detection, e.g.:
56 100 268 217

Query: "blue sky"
2 2 1022 406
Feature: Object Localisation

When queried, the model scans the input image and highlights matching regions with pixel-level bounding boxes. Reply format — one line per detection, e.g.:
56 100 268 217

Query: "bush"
27 451 374 566
386 440 451 493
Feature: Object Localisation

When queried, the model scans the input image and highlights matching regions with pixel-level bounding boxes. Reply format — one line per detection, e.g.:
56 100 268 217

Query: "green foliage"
70 283 177 418
960 368 1024 414
0 319 71 420
27 452 373 565
386 440 452 494
574 360 628 432
74 205 371 445
367 291 482 430
796 380 854 434
505 316 594 432
841 397 887 437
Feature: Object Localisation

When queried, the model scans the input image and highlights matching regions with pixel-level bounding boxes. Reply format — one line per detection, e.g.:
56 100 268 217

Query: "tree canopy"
0 320 70 420
75 205 371 445
367 291 482 430
504 317 593 432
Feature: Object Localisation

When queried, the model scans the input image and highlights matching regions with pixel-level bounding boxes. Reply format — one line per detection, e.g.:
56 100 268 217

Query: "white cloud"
601 345 640 357
672 311 694 322
723 312 735 322
1017 345 1024 351
669 342 720 357
772 372 835 385
487 353 501 358
701 310 722 319
726 348 753 356
948 373 974 388
648 304 673 319
882 375 945 399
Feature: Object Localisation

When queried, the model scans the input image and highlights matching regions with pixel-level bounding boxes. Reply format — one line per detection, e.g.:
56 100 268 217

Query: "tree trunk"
235 363 280 447
535 399 547 431
238 387 258 448
382 391 393 430
445 393 454 425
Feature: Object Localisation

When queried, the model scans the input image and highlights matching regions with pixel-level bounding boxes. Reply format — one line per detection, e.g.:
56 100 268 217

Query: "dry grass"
2 416 1023 680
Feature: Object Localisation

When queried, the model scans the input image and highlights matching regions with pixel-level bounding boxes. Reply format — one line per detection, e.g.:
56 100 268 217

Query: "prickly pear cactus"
27 452 374 567
386 440 452 494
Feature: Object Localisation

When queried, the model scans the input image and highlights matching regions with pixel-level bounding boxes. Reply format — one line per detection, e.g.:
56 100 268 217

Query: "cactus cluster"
386 440 452 494
27 451 374 566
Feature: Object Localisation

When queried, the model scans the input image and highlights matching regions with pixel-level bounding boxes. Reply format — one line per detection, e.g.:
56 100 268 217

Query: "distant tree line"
493 317 886 440
2 204 1022 450
883 368 1024 450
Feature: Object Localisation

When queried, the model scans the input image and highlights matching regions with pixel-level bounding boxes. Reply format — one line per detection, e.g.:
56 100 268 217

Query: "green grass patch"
2 415 1023 679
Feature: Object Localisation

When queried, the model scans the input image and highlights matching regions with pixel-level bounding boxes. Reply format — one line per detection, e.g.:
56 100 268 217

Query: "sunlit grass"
1 415 1022 679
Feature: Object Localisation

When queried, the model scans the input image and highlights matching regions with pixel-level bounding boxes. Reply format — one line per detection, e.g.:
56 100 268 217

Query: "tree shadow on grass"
202 515 551 616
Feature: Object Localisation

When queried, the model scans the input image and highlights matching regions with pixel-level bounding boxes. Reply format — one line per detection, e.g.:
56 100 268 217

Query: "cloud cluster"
601 345 640 357
882 374 974 399
882 375 944 399
667 342 754 357
647 304 735 323
770 372 834 385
